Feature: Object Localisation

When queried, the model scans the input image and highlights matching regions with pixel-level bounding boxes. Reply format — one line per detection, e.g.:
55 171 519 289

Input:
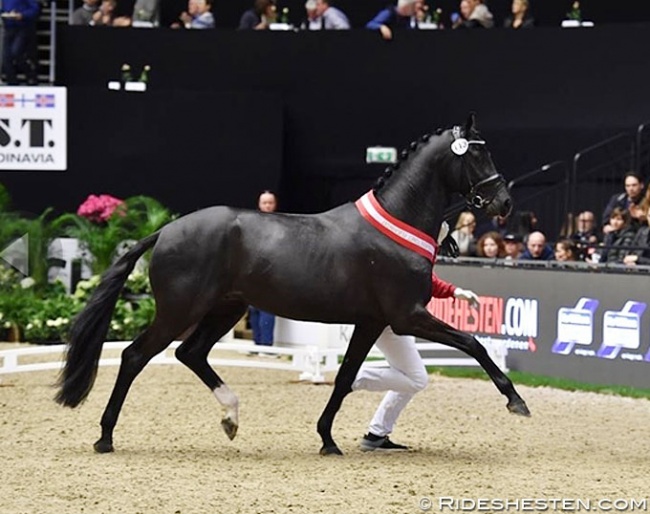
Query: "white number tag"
451 138 469 155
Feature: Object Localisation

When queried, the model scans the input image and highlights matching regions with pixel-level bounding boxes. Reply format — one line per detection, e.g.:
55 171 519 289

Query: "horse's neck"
376 159 448 240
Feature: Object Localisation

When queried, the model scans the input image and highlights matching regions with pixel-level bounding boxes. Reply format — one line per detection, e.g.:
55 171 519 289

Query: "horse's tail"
55 231 161 408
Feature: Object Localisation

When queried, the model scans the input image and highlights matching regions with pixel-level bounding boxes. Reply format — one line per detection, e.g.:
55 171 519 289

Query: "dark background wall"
3 24 650 224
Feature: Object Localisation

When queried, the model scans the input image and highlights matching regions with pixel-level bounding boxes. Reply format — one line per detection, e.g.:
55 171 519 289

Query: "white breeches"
352 326 428 437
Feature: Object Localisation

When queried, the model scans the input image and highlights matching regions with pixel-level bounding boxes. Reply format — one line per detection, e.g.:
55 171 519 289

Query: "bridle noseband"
451 126 504 210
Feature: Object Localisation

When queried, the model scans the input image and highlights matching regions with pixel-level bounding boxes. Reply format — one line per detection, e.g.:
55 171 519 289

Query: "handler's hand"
454 287 480 309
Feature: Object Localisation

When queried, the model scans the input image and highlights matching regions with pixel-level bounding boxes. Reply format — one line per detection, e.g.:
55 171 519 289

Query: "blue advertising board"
434 263 650 388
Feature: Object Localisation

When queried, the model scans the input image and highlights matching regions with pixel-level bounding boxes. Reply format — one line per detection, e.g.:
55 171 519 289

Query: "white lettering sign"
0 87 67 170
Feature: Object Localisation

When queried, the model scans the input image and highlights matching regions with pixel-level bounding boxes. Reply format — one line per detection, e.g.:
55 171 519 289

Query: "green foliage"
53 195 175 275
0 186 169 344
53 210 128 275
0 271 156 343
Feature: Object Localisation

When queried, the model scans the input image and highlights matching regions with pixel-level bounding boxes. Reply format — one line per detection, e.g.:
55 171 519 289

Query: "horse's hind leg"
95 319 181 453
404 307 530 416
175 299 248 441
317 322 384 456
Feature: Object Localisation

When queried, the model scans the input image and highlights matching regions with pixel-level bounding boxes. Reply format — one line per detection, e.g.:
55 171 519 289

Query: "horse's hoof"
319 445 344 456
507 399 531 417
221 417 238 440
93 439 114 453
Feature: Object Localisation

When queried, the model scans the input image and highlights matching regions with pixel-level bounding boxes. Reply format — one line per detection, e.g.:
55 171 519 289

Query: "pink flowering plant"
76 194 126 224
54 194 175 275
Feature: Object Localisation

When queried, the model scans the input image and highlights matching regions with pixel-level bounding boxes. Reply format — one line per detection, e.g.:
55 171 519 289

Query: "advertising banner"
434 263 650 388
0 86 67 171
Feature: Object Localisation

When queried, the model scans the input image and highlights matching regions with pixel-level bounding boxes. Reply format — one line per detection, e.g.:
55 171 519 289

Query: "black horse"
56 114 530 456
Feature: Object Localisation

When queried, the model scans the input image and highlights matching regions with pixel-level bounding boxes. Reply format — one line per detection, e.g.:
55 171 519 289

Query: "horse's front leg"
316 323 384 456
399 307 531 417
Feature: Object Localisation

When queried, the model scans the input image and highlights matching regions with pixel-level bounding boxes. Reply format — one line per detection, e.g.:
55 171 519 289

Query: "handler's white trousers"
351 326 428 437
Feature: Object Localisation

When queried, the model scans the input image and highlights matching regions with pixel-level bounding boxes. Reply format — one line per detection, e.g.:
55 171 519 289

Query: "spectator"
462 0 494 28
131 0 160 26
503 233 522 261
475 214 509 239
602 171 645 234
451 0 472 28
1 0 39 85
311 0 350 29
623 207 650 267
520 231 553 260
300 0 319 29
366 0 422 41
503 0 534 28
554 239 577 262
172 0 214 29
248 191 279 354
450 211 477 256
71 0 100 25
476 231 505 258
238 0 276 30
90 0 131 26
600 207 636 264
506 210 537 243
571 210 599 261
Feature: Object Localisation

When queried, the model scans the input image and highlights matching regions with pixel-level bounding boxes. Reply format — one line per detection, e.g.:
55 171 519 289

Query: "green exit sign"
366 146 397 164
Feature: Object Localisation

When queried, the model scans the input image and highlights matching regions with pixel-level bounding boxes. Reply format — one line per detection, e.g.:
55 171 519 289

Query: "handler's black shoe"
360 433 409 452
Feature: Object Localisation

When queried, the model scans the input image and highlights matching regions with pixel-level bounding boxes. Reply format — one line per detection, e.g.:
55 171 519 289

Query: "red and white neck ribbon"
355 190 438 263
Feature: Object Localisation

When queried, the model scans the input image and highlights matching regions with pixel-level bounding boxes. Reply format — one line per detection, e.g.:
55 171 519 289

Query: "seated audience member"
71 0 99 25
602 171 645 234
503 233 522 261
172 0 214 28
451 0 471 28
91 0 131 26
476 231 506 258
600 207 636 264
503 0 534 28
301 0 318 29
519 231 553 261
366 0 422 41
131 0 160 26
239 0 276 30
554 239 577 262
455 0 493 28
475 214 509 239
450 211 477 257
311 0 350 29
506 210 537 243
571 210 599 260
623 207 650 267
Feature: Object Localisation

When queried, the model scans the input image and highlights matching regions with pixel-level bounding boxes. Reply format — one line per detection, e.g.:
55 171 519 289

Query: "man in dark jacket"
602 171 645 233
1 0 40 85
519 231 554 260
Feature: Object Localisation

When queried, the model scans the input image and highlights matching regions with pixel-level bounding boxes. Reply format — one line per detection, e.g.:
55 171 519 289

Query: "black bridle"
451 126 504 210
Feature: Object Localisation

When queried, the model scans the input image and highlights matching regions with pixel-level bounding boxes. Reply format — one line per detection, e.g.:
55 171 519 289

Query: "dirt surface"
1 344 650 514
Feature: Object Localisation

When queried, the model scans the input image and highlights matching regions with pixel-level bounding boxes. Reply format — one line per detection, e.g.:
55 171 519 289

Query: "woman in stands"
476 231 506 258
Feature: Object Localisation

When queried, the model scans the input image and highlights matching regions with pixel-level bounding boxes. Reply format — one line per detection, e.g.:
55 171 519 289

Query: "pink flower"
77 194 126 223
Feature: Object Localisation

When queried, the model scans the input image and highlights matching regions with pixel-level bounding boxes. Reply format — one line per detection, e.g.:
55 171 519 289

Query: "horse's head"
444 113 512 218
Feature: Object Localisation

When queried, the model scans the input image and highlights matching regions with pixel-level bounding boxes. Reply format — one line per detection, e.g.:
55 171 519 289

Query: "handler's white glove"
454 287 480 309
438 221 450 242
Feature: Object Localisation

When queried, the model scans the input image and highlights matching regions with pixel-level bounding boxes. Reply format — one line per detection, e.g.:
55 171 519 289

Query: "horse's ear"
465 112 477 135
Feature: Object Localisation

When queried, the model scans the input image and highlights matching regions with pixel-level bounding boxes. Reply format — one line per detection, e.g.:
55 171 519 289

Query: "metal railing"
507 160 570 241
635 120 650 179
571 132 635 216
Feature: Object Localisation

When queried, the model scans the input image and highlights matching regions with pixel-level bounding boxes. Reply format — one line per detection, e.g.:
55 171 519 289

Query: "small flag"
35 94 55 108
0 94 15 108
